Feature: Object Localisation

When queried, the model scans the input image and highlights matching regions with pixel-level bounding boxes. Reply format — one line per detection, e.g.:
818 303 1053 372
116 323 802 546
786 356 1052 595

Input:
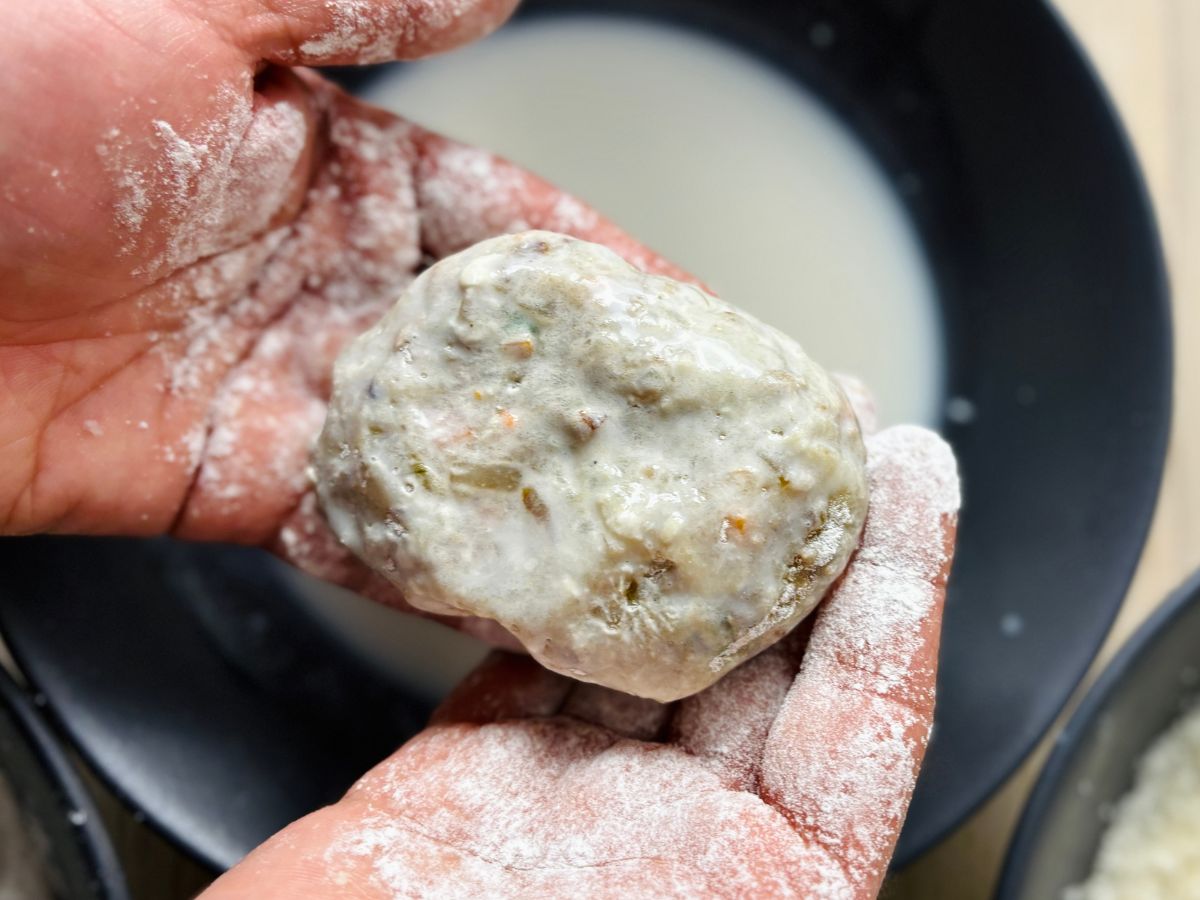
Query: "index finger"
760 425 959 897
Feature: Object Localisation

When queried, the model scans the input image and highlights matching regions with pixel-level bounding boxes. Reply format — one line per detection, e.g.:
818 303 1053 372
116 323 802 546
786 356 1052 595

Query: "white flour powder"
1067 702 1200 899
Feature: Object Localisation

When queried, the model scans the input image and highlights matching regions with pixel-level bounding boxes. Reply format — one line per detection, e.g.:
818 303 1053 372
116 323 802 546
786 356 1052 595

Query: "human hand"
201 424 959 899
4 5 961 894
0 0 684 639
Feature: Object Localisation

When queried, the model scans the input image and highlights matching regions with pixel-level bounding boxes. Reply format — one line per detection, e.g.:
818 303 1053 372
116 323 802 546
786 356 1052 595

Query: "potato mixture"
316 231 867 701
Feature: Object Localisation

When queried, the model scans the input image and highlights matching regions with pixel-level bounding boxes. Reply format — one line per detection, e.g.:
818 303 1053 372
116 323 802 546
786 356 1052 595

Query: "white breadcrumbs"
1066 702 1200 899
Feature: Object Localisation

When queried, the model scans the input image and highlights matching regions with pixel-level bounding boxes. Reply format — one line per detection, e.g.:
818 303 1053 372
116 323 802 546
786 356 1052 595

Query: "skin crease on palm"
0 1 960 898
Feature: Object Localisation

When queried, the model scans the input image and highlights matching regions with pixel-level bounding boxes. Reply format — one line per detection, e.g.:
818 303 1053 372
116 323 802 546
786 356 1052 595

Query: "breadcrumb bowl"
999 570 1200 899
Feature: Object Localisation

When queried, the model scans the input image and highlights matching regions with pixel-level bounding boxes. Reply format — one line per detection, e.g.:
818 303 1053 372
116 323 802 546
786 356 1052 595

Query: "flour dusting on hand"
100 78 306 276
299 0 471 63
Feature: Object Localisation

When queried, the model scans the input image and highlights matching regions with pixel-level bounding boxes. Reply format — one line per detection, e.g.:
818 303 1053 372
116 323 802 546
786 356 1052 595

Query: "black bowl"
0 0 1169 872
0 667 128 899
998 571 1200 899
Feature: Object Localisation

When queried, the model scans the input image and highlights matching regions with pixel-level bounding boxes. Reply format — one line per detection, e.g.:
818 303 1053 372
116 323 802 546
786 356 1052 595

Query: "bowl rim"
996 567 1200 900
0 665 130 900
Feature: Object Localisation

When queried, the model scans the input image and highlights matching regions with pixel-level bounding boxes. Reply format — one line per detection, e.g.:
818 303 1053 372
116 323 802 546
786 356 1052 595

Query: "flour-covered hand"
204 425 959 900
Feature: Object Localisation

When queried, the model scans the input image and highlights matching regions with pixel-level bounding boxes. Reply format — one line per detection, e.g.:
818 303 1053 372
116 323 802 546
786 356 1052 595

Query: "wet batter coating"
315 231 867 701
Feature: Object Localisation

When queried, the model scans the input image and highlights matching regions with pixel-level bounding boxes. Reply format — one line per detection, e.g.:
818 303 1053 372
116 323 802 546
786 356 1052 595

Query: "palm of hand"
209 428 957 899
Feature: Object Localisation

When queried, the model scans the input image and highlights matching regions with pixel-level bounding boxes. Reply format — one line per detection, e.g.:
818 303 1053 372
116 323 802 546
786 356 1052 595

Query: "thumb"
224 0 520 67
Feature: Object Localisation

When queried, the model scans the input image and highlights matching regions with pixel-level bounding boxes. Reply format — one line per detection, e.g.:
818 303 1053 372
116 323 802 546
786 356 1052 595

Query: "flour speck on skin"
673 641 797 792
300 0 410 61
114 170 149 235
550 194 601 234
102 78 307 274
153 118 207 209
98 127 150 250
148 231 290 397
175 426 206 471
150 91 307 274
298 0 471 63
194 367 325 510
415 142 528 253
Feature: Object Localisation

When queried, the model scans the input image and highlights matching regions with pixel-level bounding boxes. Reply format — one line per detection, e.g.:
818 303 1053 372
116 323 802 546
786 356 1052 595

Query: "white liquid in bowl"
296 16 945 694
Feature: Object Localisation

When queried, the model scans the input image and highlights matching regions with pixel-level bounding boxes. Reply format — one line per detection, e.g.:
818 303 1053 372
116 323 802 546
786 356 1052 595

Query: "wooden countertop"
23 3 1200 897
